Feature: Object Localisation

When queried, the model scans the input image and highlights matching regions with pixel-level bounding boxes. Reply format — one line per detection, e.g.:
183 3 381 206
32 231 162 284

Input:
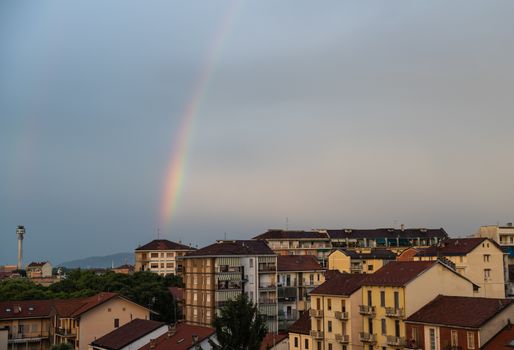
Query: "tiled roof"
338 249 397 260
138 323 215 350
184 240 275 257
415 237 501 257
169 287 184 301
361 261 437 287
27 261 49 267
253 230 329 240
288 311 310 335
327 228 448 239
260 332 288 350
91 319 165 350
277 255 323 272
136 239 194 251
113 264 134 270
310 273 366 296
406 295 513 328
481 324 514 349
54 292 119 318
0 300 54 320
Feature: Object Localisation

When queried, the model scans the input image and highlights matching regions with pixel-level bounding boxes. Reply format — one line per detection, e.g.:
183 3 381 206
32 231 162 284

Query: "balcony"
335 334 349 344
350 266 363 273
55 328 77 338
259 265 277 272
359 305 376 316
310 330 324 339
259 298 277 305
259 284 277 291
385 307 404 318
334 311 349 320
8 333 50 343
359 332 376 343
215 266 243 273
309 309 323 318
386 335 407 347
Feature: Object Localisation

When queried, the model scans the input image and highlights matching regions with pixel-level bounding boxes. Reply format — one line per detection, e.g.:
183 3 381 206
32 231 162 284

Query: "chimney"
149 339 155 350
192 334 198 345
167 324 176 337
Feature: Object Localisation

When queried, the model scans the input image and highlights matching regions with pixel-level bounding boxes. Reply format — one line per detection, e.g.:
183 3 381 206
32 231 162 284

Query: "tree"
213 293 267 350
50 343 73 350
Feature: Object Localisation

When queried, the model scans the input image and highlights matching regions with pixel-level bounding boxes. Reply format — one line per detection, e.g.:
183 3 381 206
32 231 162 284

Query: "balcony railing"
309 309 323 318
8 333 50 343
259 298 277 305
335 334 349 344
310 330 324 339
386 335 407 347
359 332 377 343
259 265 277 272
385 307 404 318
359 305 376 316
334 311 349 320
215 266 243 273
55 328 77 338
259 284 277 290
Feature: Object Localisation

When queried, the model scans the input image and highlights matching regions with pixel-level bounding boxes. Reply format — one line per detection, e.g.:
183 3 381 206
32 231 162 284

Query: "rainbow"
159 1 240 230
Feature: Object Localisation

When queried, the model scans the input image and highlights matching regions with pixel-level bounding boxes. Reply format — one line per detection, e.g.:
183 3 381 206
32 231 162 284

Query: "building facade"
135 239 195 276
328 249 396 274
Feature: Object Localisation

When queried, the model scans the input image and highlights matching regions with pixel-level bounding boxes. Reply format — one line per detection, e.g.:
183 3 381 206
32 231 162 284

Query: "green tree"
213 293 267 350
50 343 73 350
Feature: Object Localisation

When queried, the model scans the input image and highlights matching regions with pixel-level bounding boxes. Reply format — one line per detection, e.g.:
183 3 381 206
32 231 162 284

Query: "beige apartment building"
327 249 396 274
413 237 508 298
277 255 325 330
181 240 279 332
135 239 195 276
308 273 367 350
476 223 514 262
26 262 53 279
359 261 478 350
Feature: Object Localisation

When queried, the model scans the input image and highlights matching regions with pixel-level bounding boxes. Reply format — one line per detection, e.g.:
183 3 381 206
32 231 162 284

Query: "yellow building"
135 239 195 276
359 261 478 350
413 237 508 298
53 293 151 350
289 311 313 350
328 249 396 274
307 273 367 350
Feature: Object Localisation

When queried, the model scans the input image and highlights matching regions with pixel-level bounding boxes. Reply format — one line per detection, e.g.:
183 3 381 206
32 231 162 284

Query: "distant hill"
58 252 134 268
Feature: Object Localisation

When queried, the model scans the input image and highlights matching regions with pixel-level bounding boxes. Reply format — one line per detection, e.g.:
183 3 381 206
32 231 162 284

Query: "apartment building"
135 239 195 276
181 240 279 332
89 319 167 350
137 323 217 350
359 261 478 350
308 273 367 350
253 230 332 267
328 249 396 274
276 255 325 330
26 262 52 278
288 312 312 350
405 295 514 350
0 300 54 350
413 237 508 298
327 228 448 251
476 223 514 263
53 293 151 350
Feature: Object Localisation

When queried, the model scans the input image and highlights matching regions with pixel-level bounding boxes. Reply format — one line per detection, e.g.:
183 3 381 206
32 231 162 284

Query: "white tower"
16 225 25 270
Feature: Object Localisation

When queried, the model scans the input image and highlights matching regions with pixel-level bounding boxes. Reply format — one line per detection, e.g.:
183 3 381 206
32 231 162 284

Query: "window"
194 275 198 284
167 252 174 258
160 263 165 268
367 290 372 306
467 331 475 349
381 318 386 335
107 308 111 312
317 341 322 350
328 320 332 333
294 337 298 348
316 298 321 309
380 291 385 307
250 259 253 268
193 292 197 301
206 294 211 302
484 269 491 280
193 308 198 317
328 344 332 350
310 274 314 285
411 326 418 343
451 330 458 346
483 254 490 262
327 298 332 310
429 328 436 350
394 291 399 309
151 252 158 258
368 265 373 271
305 339 309 349
114 318 119 328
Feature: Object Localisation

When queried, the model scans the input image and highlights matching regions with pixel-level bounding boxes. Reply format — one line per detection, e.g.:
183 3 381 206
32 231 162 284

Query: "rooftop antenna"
286 217 289 231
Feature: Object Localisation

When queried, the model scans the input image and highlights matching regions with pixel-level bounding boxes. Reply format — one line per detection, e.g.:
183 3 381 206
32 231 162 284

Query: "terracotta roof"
482 323 514 349
54 292 119 318
138 323 215 350
310 273 366 296
253 230 329 240
184 240 275 257
0 300 54 320
260 332 288 350
136 239 194 251
406 295 513 328
337 249 397 260
27 261 49 267
327 228 448 239
361 261 437 287
91 319 166 350
288 311 310 335
277 255 323 272
169 287 184 301
113 264 134 270
416 237 502 257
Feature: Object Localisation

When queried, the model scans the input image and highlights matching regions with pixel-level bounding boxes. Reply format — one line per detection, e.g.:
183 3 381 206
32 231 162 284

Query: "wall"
479 303 514 346
327 251 350 273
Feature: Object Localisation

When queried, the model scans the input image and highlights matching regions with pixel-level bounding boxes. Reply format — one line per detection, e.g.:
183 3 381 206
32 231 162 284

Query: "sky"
1 1 514 265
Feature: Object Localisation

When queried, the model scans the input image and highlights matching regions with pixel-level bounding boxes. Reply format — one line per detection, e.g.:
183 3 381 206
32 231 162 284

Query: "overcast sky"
1 1 514 265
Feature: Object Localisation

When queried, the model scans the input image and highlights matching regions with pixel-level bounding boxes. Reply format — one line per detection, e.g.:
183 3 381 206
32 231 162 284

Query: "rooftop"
336 248 397 260
184 240 275 257
361 261 437 287
310 273 367 296
137 323 215 350
27 261 50 267
253 229 329 240
482 323 514 349
288 311 310 335
260 332 288 350
277 255 323 272
0 300 55 320
136 239 194 251
415 237 501 257
327 228 448 239
91 319 165 350
54 292 120 318
406 295 512 328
